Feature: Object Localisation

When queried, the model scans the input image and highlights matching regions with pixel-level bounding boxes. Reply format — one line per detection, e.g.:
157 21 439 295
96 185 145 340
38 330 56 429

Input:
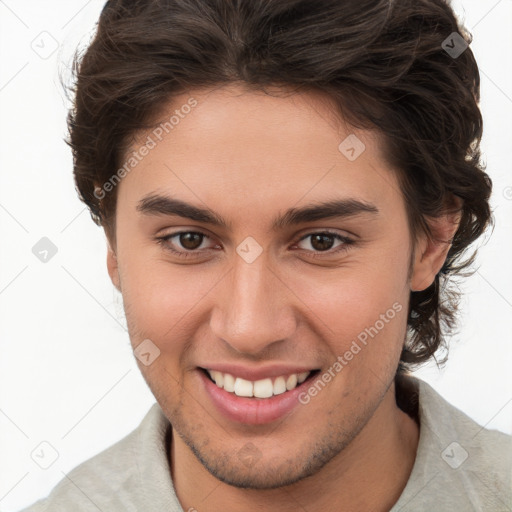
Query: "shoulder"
393 375 512 511
17 404 178 512
418 377 511 476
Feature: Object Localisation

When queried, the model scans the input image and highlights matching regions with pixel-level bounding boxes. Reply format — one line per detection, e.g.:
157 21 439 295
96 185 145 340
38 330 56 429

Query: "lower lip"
199 370 313 425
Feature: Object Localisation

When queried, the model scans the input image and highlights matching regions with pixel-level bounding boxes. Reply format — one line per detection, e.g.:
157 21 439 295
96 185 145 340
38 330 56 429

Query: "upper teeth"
207 370 310 398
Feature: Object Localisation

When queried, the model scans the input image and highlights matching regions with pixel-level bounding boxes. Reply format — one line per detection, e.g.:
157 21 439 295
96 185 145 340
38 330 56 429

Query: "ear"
106 238 121 292
410 198 462 292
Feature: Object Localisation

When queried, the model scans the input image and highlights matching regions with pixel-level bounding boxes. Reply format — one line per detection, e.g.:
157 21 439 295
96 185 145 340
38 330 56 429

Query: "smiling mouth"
200 368 321 399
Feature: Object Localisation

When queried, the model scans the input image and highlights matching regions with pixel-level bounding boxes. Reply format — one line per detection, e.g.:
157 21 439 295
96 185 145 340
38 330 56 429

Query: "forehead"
118 83 403 224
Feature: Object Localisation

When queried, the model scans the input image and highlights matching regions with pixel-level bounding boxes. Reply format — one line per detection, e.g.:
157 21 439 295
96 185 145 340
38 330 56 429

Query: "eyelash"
155 230 355 260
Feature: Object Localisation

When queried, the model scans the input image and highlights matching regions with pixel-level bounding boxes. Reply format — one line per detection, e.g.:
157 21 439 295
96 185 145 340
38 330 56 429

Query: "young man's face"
107 84 440 488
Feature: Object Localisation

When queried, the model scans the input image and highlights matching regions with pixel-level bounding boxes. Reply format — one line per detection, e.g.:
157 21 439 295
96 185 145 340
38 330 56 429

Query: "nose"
209 253 297 356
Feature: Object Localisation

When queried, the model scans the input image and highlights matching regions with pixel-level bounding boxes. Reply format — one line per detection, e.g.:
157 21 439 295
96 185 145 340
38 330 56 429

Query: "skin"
105 83 460 511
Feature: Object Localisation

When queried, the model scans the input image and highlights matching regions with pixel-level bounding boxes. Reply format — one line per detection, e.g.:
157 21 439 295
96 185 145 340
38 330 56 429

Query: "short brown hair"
64 0 493 370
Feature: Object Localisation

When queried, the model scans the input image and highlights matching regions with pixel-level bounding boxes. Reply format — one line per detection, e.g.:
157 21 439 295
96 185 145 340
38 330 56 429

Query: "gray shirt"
19 376 512 511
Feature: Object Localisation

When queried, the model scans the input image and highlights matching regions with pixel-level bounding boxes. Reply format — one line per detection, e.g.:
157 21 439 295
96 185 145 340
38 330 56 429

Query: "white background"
0 0 511 510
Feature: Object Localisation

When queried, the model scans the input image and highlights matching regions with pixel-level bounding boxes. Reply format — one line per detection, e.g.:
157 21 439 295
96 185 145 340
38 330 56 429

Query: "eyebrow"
137 194 379 231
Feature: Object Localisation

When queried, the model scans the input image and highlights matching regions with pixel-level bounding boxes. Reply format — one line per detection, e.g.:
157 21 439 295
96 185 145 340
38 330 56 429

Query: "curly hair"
64 0 493 371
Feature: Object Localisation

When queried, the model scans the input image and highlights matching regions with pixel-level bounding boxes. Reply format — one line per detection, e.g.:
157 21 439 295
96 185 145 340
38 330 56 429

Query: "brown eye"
309 234 336 251
179 232 204 250
156 231 214 258
294 231 355 259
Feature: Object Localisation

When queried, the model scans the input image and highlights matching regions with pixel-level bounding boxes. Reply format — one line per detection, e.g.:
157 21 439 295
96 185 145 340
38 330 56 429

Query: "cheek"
118 252 214 346
288 251 410 371
293 260 408 335
117 223 410 364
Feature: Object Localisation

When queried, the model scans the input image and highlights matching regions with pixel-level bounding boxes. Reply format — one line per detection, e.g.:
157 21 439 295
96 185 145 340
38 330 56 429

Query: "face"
107 84 435 489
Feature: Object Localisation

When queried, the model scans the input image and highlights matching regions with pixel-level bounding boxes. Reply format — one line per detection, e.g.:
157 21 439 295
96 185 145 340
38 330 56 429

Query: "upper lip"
199 364 318 382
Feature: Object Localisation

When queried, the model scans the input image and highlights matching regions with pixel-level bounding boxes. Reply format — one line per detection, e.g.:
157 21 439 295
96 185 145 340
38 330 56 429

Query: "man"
21 0 511 510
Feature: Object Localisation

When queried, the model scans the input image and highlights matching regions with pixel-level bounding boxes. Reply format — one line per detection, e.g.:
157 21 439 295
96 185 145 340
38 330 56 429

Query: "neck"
171 379 419 512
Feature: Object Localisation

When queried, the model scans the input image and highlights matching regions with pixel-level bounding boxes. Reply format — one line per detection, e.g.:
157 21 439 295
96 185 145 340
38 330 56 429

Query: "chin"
179 424 356 490
191 449 318 490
